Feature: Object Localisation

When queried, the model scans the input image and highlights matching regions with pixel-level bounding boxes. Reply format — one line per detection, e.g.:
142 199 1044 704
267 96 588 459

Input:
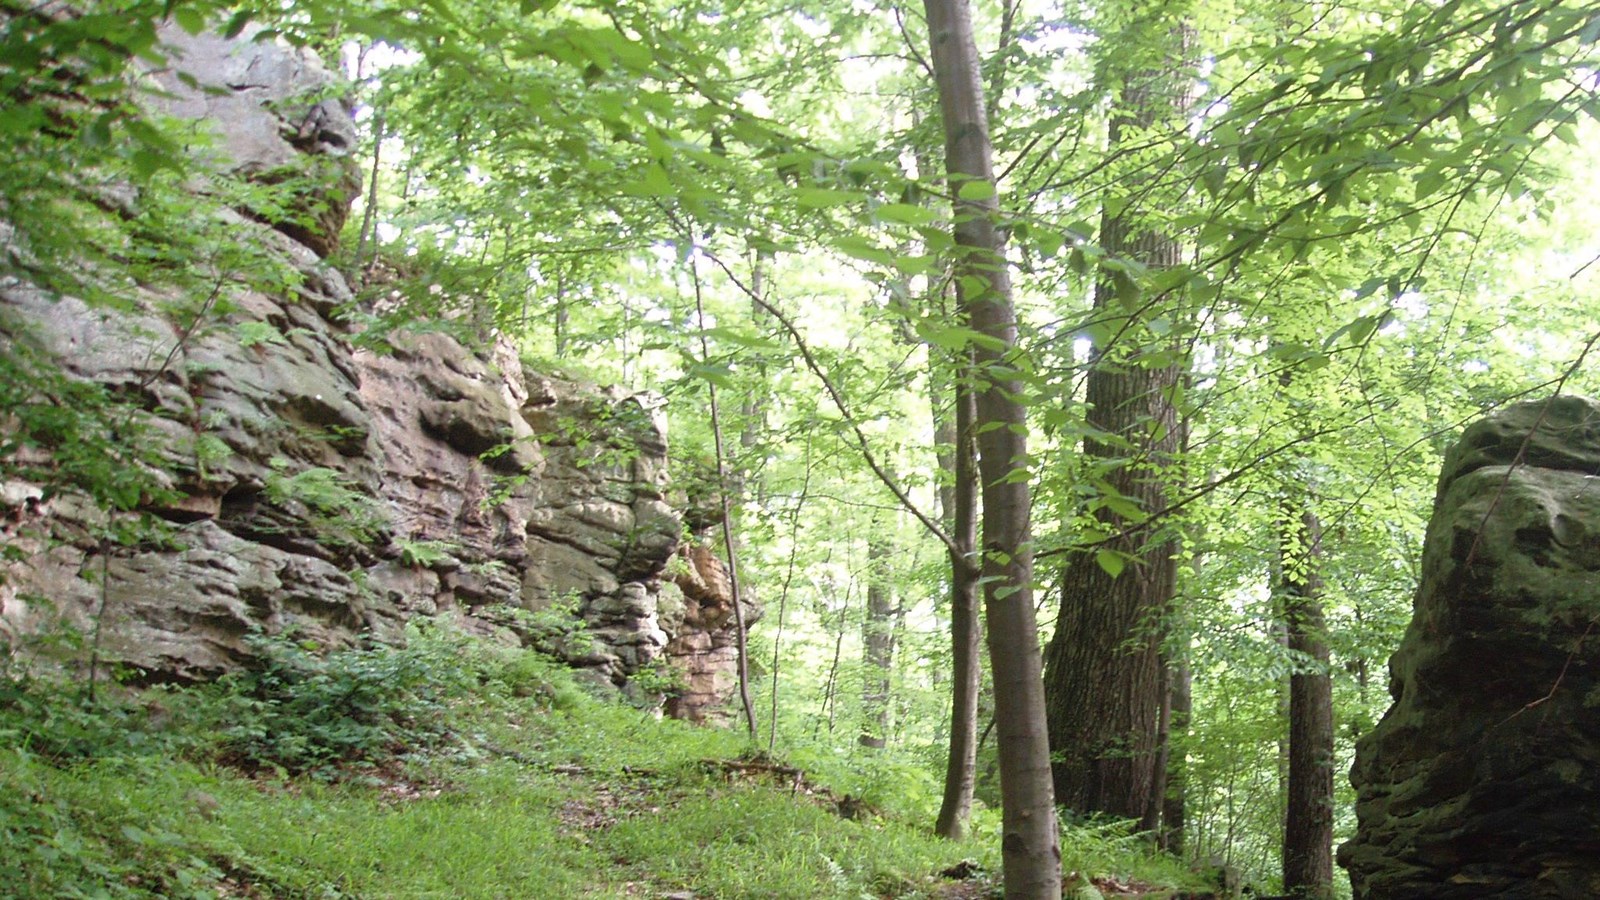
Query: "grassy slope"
0 637 1204 899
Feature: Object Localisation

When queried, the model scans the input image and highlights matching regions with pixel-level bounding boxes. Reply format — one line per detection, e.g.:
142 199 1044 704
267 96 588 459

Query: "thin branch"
698 248 969 570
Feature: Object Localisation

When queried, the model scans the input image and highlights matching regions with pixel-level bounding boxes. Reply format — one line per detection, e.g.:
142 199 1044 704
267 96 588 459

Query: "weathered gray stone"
0 22 755 718
1340 395 1600 899
147 25 359 258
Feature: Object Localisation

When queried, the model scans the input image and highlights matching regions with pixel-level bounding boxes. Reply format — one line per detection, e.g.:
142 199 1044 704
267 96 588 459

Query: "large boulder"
1340 395 1600 899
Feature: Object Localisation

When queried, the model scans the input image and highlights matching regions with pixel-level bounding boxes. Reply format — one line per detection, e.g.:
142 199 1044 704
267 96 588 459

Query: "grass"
0 632 1208 899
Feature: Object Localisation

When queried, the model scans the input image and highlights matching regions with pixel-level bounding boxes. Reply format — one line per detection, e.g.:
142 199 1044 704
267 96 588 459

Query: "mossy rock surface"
1340 396 1600 899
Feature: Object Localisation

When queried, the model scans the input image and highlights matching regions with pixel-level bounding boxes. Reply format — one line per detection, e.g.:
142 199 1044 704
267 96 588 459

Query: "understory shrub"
207 625 478 779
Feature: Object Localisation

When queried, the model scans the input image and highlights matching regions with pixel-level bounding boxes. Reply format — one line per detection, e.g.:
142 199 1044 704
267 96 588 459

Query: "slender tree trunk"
691 252 758 743
354 109 384 278
1162 652 1191 854
740 260 770 504
1281 506 1334 898
553 269 569 357
1144 656 1173 835
860 534 894 748
920 1 1060 894
818 583 851 738
1042 22 1194 825
919 163 982 841
935 375 981 839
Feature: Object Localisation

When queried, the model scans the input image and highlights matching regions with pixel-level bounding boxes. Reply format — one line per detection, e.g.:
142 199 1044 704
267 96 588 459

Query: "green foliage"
626 657 684 699
261 459 389 549
232 321 287 349
0 621 1215 899
205 626 473 779
1055 818 1201 890
396 538 459 568
0 677 168 765
0 753 230 900
491 593 597 660
0 326 178 513
3 1 1598 894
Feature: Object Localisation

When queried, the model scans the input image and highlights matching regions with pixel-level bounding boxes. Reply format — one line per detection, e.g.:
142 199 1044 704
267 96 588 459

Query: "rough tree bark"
1281 506 1334 898
919 0 1061 894
1042 20 1194 825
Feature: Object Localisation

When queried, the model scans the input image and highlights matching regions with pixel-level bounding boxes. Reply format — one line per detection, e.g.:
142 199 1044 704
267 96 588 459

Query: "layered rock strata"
0 23 753 720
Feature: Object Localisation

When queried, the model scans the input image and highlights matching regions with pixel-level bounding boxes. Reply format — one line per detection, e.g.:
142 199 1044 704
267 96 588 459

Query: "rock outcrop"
662 542 760 725
0 23 753 720
1340 395 1600 899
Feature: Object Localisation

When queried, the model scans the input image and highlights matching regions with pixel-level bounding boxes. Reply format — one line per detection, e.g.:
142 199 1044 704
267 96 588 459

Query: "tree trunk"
739 265 770 504
690 251 758 743
860 534 894 749
1143 655 1173 835
1282 507 1334 898
818 584 851 738
935 375 980 839
1162 652 1191 854
920 0 1061 894
925 219 982 841
1042 22 1193 825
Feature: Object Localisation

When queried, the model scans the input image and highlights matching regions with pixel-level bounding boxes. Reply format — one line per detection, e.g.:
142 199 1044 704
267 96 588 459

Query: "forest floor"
0 632 1210 899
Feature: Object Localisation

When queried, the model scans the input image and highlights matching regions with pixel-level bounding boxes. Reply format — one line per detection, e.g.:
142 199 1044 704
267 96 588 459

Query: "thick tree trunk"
860 535 894 748
920 0 1060 894
1282 507 1334 898
935 377 980 839
1041 185 1186 824
1042 24 1193 826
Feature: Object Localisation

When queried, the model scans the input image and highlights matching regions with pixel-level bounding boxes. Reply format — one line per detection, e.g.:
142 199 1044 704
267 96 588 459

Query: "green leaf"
236 321 287 348
685 362 733 389
873 203 939 226
1322 313 1389 350
915 322 1006 353
172 6 206 35
796 187 862 209
1414 169 1446 201
1112 270 1141 310
620 164 673 198
832 235 894 266
222 9 254 38
701 326 779 350
1095 550 1126 578
1032 228 1066 258
956 179 996 201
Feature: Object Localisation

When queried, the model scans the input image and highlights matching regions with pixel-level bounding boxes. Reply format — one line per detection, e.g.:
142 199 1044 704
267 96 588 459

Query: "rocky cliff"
1340 395 1600 899
0 23 756 719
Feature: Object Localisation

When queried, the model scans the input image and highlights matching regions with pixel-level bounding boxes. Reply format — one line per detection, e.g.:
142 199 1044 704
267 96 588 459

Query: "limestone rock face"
1340 395 1600 899
0 23 752 713
663 543 762 725
147 26 360 257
